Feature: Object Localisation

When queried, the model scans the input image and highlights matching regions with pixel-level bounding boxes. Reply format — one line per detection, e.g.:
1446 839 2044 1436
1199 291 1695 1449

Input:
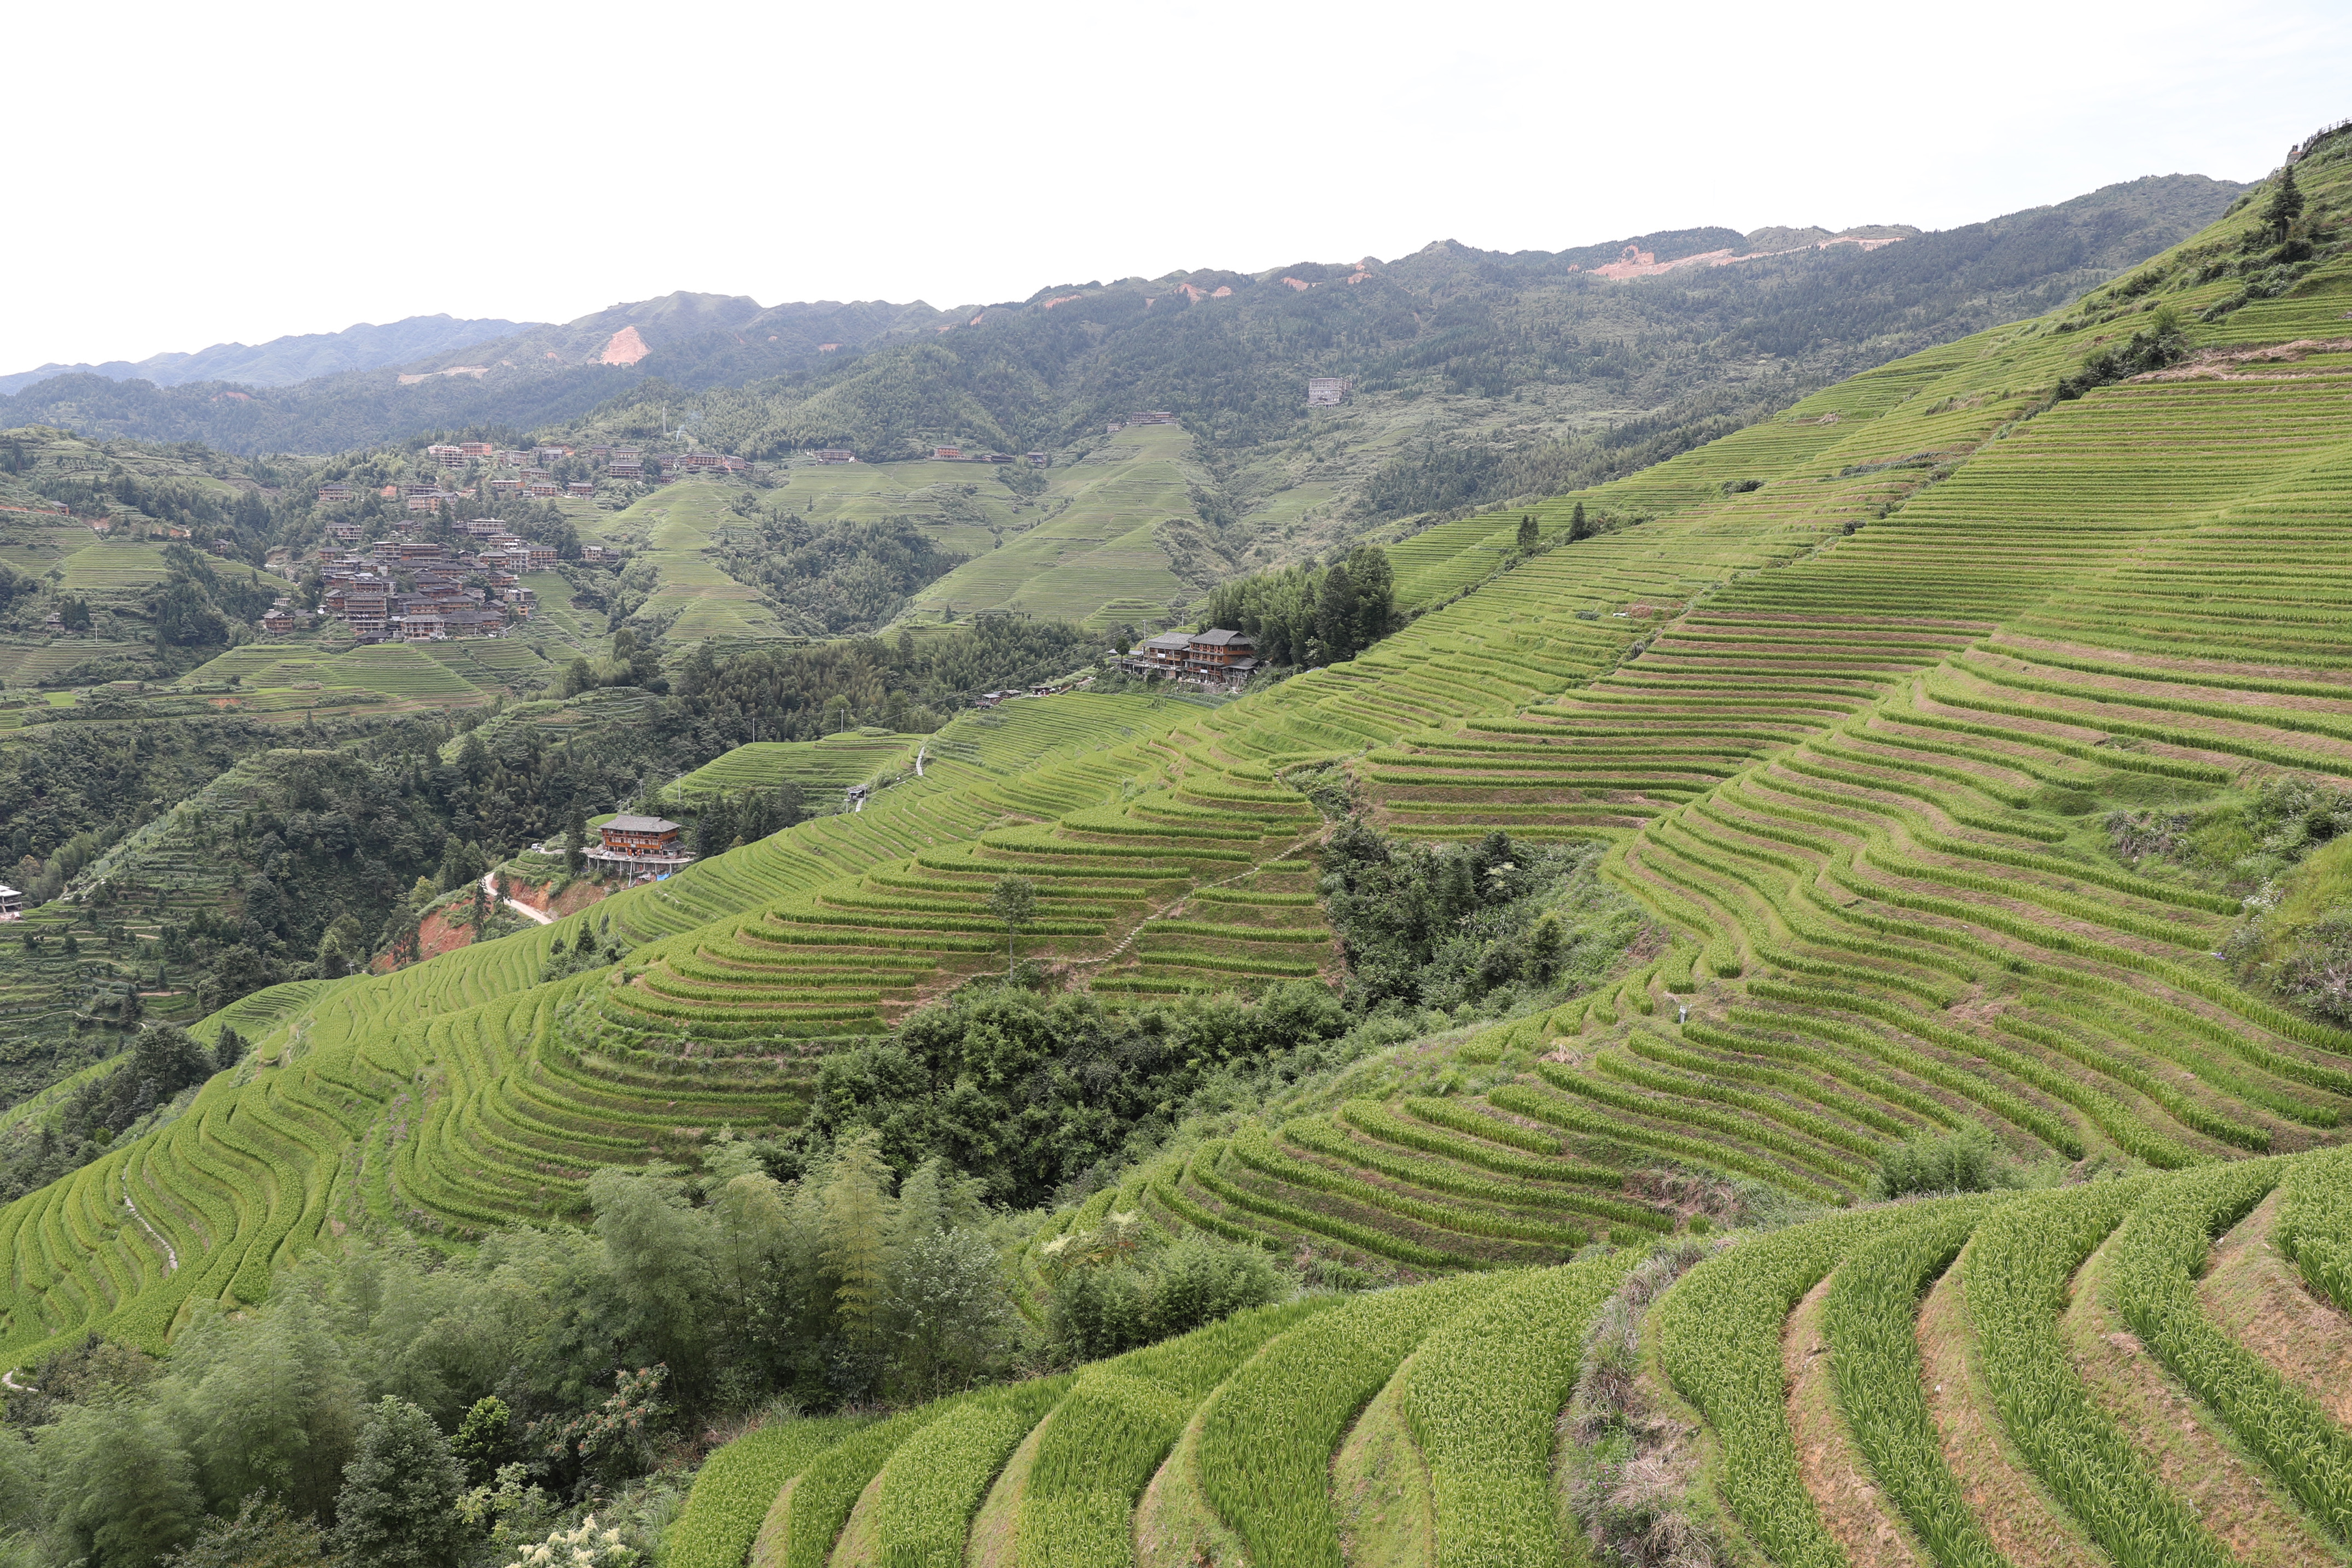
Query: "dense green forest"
1193 543 1396 666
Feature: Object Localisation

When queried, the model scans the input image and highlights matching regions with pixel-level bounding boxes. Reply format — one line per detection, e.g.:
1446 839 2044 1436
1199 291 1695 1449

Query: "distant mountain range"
0 314 534 398
0 174 2244 460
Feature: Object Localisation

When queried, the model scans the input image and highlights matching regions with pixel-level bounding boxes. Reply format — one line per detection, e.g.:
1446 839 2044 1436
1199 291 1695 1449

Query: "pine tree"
1516 514 1538 551
564 807 586 875
1568 502 1591 541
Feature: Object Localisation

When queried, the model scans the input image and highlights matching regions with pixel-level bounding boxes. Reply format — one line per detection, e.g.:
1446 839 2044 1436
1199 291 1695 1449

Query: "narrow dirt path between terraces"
1785 1274 1919 1567
2060 1212 2341 1565
482 872 555 926
2197 1186 2352 1425
1915 1243 2101 1568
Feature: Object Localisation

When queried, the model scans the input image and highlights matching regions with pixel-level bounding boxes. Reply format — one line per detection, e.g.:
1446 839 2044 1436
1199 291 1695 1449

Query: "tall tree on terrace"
2264 161 2306 242
821 1133 896 1352
987 875 1037 977
1314 560 1359 661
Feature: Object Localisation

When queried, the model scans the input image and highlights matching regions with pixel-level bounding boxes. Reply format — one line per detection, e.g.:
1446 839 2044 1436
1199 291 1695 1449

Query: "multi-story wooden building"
587 816 694 879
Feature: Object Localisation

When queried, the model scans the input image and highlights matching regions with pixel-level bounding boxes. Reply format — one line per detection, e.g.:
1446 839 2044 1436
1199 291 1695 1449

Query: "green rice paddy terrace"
659 1151 2352 1568
10 138 2352 1568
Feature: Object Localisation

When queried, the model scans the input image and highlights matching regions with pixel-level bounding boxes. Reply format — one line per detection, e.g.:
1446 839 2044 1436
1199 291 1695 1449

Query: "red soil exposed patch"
601 326 651 365
509 877 606 919
1583 234 1904 281
370 906 476 971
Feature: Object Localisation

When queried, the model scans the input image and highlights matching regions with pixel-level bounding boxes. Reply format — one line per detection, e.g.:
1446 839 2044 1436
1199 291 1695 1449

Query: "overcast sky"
9 0 2348 374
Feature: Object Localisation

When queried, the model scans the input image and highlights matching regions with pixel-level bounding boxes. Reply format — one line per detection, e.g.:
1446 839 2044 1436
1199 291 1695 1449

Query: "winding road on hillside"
481 872 555 926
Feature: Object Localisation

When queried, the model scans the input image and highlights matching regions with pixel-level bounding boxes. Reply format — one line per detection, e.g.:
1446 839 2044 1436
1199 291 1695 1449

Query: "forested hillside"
3 125 2352 1568
2 180 2235 542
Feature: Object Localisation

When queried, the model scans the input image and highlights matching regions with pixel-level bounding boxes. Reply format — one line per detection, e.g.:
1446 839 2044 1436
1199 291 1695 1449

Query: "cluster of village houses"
273 521 555 642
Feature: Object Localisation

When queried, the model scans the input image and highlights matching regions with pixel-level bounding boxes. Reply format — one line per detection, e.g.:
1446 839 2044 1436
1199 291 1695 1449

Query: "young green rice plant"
1402 1254 1636 1568
1590 1050 1885 1157
1393 1097 1574 1159
1993 1010 2271 1152
1231 1124 1590 1248
871 1381 1070 1568
1963 1179 2235 1568
1737 989 2086 1159
1190 1140 1477 1267
1194 1273 1504 1568
1488 1083 1843 1204
2108 1158 2352 1543
668 1418 859 1568
1628 1030 1918 1138
1653 1208 1911 1568
782 1402 972 1568
1531 1062 1869 1187
1283 1117 1660 1230
2278 1144 2352 1310
1823 1199 2013 1568
1017 1300 1331 1568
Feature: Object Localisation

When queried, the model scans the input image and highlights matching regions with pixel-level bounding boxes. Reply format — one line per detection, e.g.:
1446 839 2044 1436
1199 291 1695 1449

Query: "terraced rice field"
0 692 1209 1358
13 149 2352 1551
671 730 928 806
653 1141 2352 1568
596 482 795 645
904 424 1207 626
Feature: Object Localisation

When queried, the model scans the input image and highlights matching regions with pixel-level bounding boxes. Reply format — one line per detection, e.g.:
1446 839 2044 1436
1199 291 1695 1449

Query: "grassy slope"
900 423 1207 628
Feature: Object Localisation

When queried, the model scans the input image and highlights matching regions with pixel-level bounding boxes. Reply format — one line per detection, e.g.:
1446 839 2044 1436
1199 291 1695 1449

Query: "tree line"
1194 543 1395 667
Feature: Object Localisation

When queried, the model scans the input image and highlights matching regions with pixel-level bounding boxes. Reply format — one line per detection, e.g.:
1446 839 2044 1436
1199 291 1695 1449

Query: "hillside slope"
0 179 2233 494
2 128 2351 1565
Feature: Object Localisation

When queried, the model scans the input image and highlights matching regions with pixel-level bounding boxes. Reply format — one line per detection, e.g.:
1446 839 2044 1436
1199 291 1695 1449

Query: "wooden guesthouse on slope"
1119 628 1258 688
585 816 695 881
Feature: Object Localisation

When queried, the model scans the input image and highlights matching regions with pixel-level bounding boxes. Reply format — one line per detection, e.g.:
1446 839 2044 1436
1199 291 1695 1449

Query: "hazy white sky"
10 0 2348 374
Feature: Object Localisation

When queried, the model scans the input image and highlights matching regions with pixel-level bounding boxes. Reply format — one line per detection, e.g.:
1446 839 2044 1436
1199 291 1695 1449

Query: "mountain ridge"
0 174 2241 461
0 312 535 398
